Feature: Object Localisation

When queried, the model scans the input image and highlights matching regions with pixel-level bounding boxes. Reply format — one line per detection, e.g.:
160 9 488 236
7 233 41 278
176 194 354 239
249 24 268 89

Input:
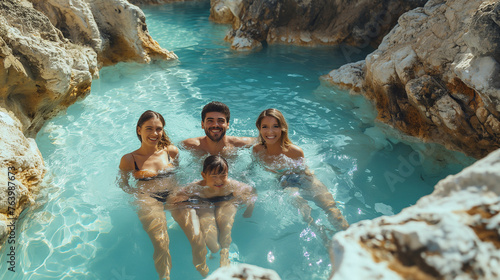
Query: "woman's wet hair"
256 108 292 149
136 110 172 149
201 101 230 122
202 155 229 175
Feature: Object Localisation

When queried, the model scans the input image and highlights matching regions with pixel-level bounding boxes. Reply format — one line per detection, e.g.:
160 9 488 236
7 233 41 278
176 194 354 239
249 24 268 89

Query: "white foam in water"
0 2 473 280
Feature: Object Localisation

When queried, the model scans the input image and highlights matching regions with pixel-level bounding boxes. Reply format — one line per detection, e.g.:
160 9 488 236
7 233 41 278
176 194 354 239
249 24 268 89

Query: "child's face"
202 171 228 188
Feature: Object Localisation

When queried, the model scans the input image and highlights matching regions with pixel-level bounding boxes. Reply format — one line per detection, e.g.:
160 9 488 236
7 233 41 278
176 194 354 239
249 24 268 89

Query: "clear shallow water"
0 2 473 280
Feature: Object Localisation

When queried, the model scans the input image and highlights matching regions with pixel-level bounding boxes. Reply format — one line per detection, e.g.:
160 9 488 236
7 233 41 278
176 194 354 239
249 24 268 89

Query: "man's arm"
230 136 258 148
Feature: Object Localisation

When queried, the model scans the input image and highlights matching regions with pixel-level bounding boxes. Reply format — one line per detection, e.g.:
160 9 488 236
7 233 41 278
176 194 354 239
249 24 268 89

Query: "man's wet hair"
201 101 230 122
202 155 229 175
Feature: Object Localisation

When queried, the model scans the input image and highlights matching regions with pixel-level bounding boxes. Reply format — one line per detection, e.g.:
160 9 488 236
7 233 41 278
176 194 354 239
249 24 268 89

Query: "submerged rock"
329 147 500 280
204 264 282 280
323 0 500 159
0 0 176 250
210 0 427 51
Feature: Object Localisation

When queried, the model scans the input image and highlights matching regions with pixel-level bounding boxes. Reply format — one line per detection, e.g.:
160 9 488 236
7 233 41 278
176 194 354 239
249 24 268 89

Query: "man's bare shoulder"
181 136 205 149
227 136 257 148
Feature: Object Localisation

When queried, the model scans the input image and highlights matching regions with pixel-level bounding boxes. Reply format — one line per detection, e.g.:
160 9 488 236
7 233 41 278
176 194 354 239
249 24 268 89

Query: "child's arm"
232 181 257 218
242 194 256 218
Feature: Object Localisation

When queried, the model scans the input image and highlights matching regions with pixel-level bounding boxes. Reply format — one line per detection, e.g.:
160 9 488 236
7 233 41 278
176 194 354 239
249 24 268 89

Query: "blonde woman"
253 108 348 231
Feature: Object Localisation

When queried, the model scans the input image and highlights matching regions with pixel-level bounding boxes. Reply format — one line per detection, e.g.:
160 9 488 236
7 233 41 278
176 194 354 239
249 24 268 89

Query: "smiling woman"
118 110 179 280
253 108 349 231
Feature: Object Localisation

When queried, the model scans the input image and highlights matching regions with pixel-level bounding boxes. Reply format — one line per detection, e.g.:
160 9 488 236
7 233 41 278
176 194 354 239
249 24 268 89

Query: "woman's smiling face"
137 117 164 147
259 116 282 145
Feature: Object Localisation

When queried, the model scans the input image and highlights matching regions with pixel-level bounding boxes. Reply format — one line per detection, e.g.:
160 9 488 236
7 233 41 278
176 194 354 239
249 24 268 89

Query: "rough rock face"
210 0 428 51
209 0 239 24
0 110 45 246
323 0 500 159
31 0 177 67
329 147 500 280
0 0 97 137
204 264 282 280
0 0 176 250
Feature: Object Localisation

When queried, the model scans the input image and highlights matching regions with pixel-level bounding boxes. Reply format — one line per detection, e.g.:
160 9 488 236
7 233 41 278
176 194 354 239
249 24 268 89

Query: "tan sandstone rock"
0 109 45 246
209 0 241 25
30 0 177 67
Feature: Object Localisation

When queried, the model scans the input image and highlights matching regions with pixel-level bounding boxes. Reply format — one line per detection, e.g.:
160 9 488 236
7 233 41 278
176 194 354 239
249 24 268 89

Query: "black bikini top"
132 153 174 181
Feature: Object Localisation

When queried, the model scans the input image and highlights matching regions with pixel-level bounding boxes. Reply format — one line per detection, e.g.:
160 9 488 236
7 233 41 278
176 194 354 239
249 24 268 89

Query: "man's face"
202 112 229 142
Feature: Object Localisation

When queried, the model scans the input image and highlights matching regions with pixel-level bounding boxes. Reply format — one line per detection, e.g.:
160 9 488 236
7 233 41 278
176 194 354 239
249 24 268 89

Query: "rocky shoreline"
1 0 499 279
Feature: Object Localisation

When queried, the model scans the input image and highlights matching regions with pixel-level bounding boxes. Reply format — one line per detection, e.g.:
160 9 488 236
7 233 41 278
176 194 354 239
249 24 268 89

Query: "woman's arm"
167 145 180 166
118 154 135 194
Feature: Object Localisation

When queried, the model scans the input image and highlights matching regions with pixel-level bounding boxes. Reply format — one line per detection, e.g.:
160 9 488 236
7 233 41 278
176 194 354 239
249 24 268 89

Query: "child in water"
169 155 256 276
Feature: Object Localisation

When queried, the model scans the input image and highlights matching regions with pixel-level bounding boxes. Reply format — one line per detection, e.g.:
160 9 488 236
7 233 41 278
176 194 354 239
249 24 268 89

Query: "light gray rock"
204 264 281 280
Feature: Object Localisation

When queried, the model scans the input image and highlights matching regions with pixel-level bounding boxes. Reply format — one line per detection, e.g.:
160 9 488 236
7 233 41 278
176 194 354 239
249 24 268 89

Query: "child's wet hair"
202 155 229 175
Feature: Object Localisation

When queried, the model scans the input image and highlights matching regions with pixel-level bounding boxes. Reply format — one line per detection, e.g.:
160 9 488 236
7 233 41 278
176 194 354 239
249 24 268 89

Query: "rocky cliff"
323 0 500 159
0 0 176 248
210 0 428 51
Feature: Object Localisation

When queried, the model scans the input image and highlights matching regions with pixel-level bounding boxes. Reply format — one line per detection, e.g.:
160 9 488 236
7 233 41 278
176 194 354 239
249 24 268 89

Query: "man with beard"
182 101 256 157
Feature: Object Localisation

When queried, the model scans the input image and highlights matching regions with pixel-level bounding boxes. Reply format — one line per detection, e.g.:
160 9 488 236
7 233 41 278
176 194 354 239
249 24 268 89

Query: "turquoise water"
0 2 473 280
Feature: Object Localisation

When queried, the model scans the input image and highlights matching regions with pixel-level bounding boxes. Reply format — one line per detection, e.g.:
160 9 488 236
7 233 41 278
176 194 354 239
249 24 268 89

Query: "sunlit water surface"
0 2 473 280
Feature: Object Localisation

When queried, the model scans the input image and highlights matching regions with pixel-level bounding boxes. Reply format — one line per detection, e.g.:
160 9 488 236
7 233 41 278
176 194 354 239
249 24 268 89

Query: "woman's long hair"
255 108 292 150
136 110 172 150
